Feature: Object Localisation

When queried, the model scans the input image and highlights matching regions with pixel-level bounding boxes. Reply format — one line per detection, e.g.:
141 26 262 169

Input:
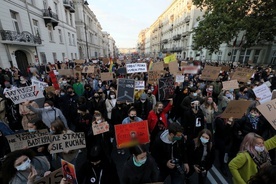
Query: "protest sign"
6 129 50 152
61 159 78 184
34 168 63 184
257 99 276 130
5 86 44 105
164 54 177 64
50 132 86 154
148 71 160 85
221 66 230 72
272 90 276 100
102 57 110 64
220 100 251 119
74 60 85 64
58 69 74 76
31 79 48 91
152 62 164 71
45 86 55 93
82 66 94 73
168 61 179 75
175 75 184 83
61 63 67 69
158 76 175 101
115 120 150 149
116 79 135 103
231 67 255 82
92 121 110 135
222 80 240 90
181 66 199 74
253 83 272 104
126 63 147 74
200 65 221 81
135 81 145 90
101 72 113 81
49 71 59 89
265 81 271 87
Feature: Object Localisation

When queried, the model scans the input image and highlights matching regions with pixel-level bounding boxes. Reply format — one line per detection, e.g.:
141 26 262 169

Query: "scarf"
247 150 272 170
247 114 259 130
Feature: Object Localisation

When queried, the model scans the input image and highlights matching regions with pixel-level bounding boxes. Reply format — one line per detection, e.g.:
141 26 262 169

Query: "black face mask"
94 96 99 99
129 115 136 119
68 91 73 94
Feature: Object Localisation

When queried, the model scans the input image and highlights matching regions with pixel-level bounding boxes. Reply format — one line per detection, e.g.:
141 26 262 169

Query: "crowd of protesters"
0 57 275 184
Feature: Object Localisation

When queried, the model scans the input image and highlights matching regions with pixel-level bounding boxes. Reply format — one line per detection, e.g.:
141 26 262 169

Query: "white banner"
253 83 272 104
126 63 147 74
135 81 145 90
175 75 184 83
5 86 44 104
31 79 48 91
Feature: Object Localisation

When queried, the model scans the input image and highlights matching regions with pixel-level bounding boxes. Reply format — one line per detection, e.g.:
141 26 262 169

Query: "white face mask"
44 106 52 110
200 137 209 144
16 158 31 171
96 119 102 124
255 145 265 152
110 95 115 99
141 99 146 103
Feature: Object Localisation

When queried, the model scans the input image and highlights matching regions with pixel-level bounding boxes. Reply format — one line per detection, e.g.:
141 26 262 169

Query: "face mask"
229 89 234 93
200 137 209 144
60 92 65 96
133 156 147 167
158 108 163 113
141 100 146 103
96 119 102 124
44 106 52 110
173 136 182 141
68 91 73 94
255 145 265 152
110 95 115 99
98 83 102 86
226 93 232 98
208 88 213 91
94 96 99 99
193 93 198 97
28 129 36 133
207 101 213 104
62 81 67 84
16 158 31 171
129 115 136 119
50 130 55 134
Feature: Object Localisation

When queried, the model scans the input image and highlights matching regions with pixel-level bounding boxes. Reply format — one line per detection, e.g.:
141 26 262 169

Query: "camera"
171 158 185 175
200 167 207 177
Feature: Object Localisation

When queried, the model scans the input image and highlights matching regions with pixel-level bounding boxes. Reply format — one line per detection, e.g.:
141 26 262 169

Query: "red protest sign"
114 121 150 149
49 71 59 90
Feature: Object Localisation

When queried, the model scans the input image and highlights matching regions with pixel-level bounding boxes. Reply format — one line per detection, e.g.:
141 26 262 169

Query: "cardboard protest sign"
61 63 67 69
114 120 150 149
221 66 230 72
135 81 145 90
231 67 255 82
168 61 179 75
148 71 161 85
49 71 59 89
181 66 199 74
34 168 63 184
5 86 44 105
152 62 164 71
222 80 240 90
272 90 276 100
200 65 221 81
92 121 110 135
126 63 147 74
61 159 78 184
58 69 74 76
175 75 184 83
253 83 272 104
82 66 94 73
102 57 110 64
74 60 85 64
116 79 135 103
45 86 55 93
220 100 251 119
257 99 276 130
31 79 48 91
101 72 113 81
158 76 175 101
6 129 50 152
50 133 86 154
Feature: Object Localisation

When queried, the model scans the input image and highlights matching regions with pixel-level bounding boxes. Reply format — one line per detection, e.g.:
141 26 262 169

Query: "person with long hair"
200 97 218 132
186 129 215 184
228 133 276 184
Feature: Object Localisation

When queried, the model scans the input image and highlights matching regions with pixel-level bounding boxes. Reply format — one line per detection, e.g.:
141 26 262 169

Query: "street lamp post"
83 0 89 59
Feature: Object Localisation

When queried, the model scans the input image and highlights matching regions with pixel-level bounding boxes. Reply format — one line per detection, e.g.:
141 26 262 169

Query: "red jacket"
147 102 172 132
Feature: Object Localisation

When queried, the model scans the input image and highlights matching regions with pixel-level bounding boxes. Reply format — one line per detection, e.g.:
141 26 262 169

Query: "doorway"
15 50 28 76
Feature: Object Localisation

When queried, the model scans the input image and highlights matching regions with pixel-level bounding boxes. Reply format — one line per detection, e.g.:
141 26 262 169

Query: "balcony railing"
171 47 183 52
185 16 191 23
42 9 59 29
173 34 181 40
162 39 168 44
0 30 42 45
63 0 75 13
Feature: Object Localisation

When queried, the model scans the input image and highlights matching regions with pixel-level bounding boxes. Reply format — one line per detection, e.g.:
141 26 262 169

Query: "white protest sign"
265 81 271 87
175 75 184 83
257 99 276 130
5 86 44 104
181 66 199 74
135 81 145 90
31 79 48 91
253 83 272 104
222 80 239 91
92 121 110 135
126 63 147 74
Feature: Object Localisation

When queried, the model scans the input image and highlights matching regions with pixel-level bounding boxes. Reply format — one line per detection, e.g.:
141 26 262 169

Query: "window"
75 53 77 59
239 49 251 63
40 52 47 64
68 32 71 45
32 19 40 37
54 2 58 15
72 34 75 45
217 51 222 61
53 52 57 62
232 49 238 62
58 29 63 43
65 10 69 24
271 50 276 65
71 53 73 60
69 14 73 26
48 25 53 41
62 53 65 62
90 32 93 43
10 11 20 33
253 49 261 63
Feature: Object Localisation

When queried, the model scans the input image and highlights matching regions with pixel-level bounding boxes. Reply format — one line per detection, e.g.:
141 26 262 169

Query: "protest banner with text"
31 79 48 91
257 99 276 130
175 75 184 83
168 61 179 75
231 67 255 83
82 66 94 73
116 79 135 103
220 100 251 119
181 66 199 74
147 71 160 85
135 81 145 90
253 83 272 104
222 80 240 90
200 65 221 81
158 76 175 101
34 168 63 184
152 62 164 71
58 69 74 76
92 121 110 135
126 63 147 74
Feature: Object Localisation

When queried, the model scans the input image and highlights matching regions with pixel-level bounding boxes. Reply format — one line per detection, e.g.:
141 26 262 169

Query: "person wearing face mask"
122 108 143 124
2 149 50 184
186 129 215 184
180 87 203 112
75 105 93 137
172 85 190 121
122 145 159 184
146 89 156 108
218 89 234 113
151 122 189 183
134 93 153 120
73 79 84 96
229 133 276 184
200 97 218 133
90 92 106 118
105 91 117 121
236 86 249 100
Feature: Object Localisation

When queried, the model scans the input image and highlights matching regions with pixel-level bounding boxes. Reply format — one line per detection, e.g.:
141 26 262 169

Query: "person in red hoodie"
148 99 173 145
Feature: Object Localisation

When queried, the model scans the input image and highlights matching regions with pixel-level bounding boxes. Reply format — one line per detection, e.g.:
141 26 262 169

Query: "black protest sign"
50 132 86 154
116 78 135 103
34 168 63 184
6 129 50 152
158 76 175 101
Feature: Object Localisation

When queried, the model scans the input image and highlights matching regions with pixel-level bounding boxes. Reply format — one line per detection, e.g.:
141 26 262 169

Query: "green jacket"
228 136 276 184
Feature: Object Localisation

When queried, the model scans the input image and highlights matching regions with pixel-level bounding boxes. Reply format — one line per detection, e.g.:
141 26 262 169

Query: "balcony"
42 9 59 29
182 31 189 37
162 48 168 53
185 16 191 23
171 47 183 52
63 0 75 13
162 39 168 44
173 34 181 41
0 30 42 46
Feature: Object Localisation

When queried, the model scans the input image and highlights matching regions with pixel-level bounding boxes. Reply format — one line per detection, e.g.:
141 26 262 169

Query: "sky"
88 0 173 48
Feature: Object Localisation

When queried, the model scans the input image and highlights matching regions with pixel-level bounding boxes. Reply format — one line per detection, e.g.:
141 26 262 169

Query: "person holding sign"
19 100 39 130
2 149 50 184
